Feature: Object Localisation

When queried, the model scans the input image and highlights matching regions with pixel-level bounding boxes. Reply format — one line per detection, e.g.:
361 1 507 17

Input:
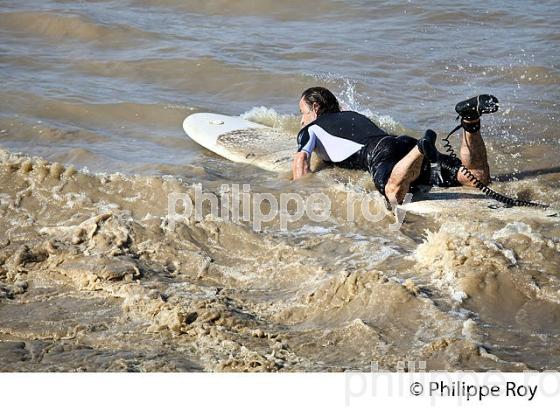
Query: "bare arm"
292 151 310 180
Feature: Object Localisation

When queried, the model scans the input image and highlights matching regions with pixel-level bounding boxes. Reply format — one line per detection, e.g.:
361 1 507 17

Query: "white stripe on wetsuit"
302 124 365 162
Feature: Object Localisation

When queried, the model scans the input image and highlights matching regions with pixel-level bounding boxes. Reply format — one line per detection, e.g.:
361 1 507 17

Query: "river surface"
0 0 559 371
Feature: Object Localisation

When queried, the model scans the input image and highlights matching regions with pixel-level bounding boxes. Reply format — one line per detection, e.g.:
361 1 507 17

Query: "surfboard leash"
440 123 551 210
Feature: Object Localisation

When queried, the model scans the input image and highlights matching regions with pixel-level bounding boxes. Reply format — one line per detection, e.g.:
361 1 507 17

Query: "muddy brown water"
0 0 559 371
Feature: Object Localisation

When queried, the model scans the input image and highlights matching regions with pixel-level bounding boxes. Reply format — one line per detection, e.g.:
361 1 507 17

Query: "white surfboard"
397 186 558 221
183 113 293 173
183 113 558 220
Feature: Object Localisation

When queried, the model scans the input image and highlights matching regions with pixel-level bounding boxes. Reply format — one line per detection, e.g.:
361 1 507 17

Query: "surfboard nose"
183 112 267 147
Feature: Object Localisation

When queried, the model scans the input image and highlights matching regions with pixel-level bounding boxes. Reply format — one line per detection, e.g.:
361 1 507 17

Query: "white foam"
492 221 543 243
291 225 334 236
241 106 297 130
452 289 469 303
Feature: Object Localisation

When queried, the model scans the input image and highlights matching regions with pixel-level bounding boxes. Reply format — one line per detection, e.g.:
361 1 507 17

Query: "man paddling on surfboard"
292 87 499 206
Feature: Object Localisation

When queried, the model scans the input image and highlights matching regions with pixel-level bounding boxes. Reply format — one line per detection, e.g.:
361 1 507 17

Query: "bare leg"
385 146 424 204
457 119 491 186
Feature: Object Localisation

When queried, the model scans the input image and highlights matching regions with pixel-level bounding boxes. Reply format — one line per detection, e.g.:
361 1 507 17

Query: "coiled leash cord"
440 123 550 209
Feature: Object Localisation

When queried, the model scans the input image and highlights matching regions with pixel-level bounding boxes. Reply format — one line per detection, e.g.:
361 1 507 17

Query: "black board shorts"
335 135 463 199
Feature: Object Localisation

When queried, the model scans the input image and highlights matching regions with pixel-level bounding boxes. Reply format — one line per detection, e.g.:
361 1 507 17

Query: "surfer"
292 87 499 206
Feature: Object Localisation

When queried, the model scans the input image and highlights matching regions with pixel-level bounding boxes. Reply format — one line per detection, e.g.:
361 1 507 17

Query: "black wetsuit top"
296 111 390 162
